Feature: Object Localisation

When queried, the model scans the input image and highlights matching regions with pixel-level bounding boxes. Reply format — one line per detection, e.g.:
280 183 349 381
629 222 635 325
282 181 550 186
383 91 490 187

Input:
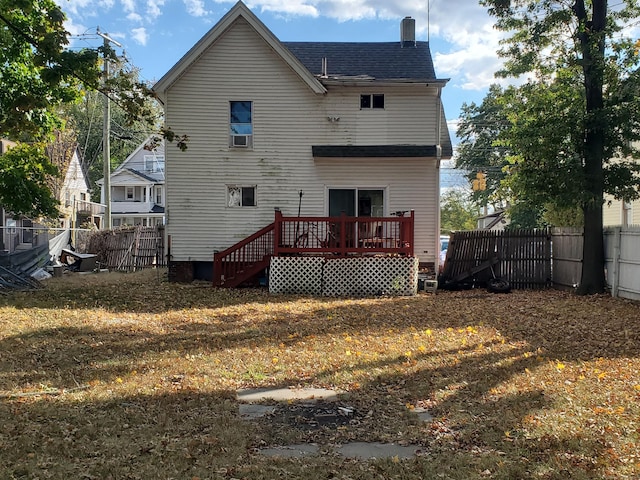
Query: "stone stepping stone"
258 444 319 458
236 387 341 403
238 404 276 419
337 442 419 460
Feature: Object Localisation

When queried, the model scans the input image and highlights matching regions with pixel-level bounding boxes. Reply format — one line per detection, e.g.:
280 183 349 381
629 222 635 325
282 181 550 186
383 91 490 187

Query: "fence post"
611 227 621 298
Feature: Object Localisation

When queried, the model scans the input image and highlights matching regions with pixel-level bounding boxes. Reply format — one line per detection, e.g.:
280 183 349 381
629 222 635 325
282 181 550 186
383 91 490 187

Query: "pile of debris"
0 265 41 294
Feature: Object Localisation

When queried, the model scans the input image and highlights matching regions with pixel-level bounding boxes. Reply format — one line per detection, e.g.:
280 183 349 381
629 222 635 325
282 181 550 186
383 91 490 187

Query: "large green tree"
0 0 182 217
481 0 640 294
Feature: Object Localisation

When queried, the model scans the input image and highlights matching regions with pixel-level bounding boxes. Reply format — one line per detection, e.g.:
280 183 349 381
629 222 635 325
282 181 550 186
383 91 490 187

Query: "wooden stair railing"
213 223 274 287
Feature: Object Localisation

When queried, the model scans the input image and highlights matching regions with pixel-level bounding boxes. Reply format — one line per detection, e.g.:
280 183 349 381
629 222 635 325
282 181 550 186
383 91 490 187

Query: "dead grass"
1 269 639 479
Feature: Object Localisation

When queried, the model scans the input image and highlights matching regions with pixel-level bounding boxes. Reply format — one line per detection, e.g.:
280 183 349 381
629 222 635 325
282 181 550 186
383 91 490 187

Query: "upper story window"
144 154 165 173
230 101 253 148
360 94 385 109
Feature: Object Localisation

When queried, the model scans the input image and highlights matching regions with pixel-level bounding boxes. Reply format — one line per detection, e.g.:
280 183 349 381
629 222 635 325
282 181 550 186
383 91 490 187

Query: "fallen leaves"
0 272 639 478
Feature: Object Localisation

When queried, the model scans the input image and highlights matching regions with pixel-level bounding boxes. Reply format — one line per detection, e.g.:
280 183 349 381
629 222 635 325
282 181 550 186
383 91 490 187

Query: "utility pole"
97 28 122 230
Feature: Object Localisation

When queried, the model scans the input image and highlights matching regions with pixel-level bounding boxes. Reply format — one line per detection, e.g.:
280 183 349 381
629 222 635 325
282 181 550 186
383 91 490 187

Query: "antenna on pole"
427 0 430 43
96 28 122 230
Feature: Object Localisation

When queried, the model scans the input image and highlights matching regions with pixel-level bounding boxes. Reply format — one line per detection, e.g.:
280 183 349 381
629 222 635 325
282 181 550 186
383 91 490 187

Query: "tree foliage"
0 143 59 218
0 0 185 217
456 84 512 208
440 189 480 233
479 0 640 294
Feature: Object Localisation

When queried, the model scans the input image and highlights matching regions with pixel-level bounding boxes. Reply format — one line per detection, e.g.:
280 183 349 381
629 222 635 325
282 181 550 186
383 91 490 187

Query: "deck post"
340 212 347 256
274 209 282 256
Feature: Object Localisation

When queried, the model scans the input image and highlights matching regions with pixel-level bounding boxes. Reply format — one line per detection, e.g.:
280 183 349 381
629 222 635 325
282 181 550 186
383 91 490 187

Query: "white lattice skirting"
269 256 419 296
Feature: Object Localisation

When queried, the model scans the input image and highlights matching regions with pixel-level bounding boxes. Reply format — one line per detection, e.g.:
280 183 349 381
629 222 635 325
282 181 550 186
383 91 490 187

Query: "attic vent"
401 16 416 48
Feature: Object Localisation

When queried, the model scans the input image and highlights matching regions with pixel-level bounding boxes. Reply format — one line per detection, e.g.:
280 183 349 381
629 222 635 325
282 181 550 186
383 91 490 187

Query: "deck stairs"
212 223 274 288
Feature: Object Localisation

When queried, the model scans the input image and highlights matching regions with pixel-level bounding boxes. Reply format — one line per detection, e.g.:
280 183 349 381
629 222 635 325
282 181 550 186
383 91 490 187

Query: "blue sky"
58 0 510 188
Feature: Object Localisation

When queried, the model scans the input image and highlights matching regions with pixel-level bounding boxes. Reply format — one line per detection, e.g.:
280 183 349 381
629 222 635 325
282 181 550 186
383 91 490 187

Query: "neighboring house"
603 197 639 226
603 146 640 227
477 210 509 231
97 138 166 227
153 1 452 280
57 147 97 229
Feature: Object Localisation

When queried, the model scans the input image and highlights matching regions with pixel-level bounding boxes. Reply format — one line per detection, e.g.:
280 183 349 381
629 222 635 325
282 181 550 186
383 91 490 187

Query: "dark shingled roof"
283 41 437 81
127 168 162 182
312 145 453 158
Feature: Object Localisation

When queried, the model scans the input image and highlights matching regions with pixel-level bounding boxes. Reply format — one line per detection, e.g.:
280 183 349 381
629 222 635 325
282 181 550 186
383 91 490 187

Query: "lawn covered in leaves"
0 269 639 479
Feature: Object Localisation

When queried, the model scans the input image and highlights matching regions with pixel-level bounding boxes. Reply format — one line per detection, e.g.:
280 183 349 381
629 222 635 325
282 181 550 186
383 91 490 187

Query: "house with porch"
153 1 453 289
97 138 166 228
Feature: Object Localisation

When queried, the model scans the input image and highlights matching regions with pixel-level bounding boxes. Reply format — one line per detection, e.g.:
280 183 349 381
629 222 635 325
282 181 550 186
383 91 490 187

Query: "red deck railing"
213 222 274 287
274 210 414 257
212 211 414 287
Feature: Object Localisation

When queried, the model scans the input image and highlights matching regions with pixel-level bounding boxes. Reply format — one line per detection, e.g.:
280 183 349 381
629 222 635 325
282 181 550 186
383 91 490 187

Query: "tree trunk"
578 203 606 294
575 0 607 294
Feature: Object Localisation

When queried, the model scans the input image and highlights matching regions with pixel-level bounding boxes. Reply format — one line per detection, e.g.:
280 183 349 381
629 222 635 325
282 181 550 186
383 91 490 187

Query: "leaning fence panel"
87 225 165 271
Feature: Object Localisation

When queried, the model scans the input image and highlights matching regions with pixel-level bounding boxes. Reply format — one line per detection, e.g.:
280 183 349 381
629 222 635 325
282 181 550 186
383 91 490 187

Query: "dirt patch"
266 401 362 430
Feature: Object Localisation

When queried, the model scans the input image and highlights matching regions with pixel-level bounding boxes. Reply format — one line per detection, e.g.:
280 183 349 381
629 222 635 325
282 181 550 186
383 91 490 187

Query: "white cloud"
246 0 319 18
127 12 143 22
131 26 149 45
121 0 136 13
56 0 100 16
147 0 166 19
184 0 209 16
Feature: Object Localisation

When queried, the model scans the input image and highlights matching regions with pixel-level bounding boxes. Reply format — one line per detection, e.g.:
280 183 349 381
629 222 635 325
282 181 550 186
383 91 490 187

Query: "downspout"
436 86 443 166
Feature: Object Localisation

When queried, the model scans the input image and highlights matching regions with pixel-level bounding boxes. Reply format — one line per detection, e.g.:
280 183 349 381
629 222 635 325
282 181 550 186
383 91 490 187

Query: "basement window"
227 186 256 207
360 94 385 109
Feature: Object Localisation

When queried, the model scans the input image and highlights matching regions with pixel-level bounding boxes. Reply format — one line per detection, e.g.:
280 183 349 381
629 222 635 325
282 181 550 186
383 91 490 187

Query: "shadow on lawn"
1 287 636 478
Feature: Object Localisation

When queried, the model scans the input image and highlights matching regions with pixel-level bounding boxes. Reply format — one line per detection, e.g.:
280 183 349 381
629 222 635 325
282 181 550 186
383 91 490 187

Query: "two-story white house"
153 1 452 282
97 138 166 228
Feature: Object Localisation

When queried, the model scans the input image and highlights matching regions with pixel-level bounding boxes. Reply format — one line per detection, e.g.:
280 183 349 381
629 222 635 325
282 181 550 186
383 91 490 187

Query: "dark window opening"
360 94 384 109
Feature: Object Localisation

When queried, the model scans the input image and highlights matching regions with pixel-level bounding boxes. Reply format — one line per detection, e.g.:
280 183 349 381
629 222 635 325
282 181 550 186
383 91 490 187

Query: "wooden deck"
213 211 414 287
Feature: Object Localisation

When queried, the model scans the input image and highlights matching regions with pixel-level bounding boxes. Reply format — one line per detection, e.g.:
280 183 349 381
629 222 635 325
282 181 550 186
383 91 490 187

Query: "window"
155 186 163 205
144 155 165 173
227 186 256 207
126 187 134 200
230 101 253 147
360 94 384 109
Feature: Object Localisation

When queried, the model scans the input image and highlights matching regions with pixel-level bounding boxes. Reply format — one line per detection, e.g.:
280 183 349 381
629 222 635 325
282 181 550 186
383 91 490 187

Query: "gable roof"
113 136 163 174
154 1 326 100
96 167 161 186
284 42 442 83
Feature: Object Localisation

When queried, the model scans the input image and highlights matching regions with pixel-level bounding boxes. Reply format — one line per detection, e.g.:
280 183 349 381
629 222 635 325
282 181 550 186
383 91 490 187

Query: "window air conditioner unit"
231 134 251 147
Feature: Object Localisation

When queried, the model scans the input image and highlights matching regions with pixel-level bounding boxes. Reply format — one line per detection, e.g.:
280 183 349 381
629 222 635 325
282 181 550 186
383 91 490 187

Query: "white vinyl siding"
163 17 444 263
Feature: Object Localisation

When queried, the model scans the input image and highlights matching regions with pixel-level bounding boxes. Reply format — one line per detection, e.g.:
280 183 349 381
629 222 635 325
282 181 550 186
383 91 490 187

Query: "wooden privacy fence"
441 229 552 289
87 225 165 271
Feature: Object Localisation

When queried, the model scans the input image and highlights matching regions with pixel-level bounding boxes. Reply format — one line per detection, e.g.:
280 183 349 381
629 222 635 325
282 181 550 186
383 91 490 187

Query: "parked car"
439 234 450 271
